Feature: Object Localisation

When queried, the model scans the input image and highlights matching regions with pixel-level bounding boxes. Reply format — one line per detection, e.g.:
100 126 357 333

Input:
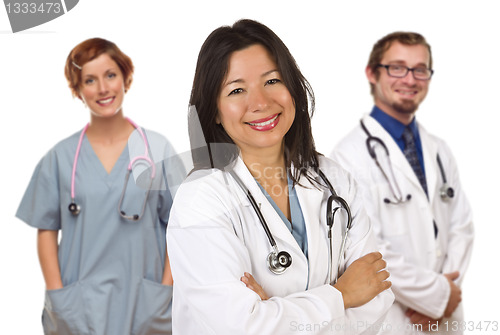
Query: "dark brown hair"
189 19 319 185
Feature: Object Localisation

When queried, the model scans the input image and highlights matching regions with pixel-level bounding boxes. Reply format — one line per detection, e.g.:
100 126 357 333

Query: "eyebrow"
224 69 279 87
387 60 429 68
83 68 118 78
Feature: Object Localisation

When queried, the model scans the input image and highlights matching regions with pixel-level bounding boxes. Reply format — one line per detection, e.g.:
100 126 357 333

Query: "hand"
38 229 63 290
161 274 173 286
161 252 174 286
406 308 441 331
333 252 391 309
443 271 461 317
46 283 64 290
241 272 269 300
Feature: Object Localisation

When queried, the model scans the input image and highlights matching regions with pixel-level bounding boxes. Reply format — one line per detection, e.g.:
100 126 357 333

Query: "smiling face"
79 53 125 119
217 44 295 157
366 41 431 124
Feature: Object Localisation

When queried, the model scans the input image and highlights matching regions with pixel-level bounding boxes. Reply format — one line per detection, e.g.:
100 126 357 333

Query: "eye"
84 78 94 85
228 88 244 96
107 72 116 79
389 65 404 71
266 78 281 85
414 67 427 74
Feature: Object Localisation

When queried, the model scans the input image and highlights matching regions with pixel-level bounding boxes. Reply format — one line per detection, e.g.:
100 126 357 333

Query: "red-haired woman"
17 38 184 335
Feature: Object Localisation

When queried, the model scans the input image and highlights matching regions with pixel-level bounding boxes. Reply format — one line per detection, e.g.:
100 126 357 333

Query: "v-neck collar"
255 176 293 228
82 135 129 184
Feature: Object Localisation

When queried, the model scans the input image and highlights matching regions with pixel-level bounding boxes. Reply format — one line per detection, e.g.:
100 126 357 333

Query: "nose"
401 70 417 85
249 87 271 112
97 79 108 95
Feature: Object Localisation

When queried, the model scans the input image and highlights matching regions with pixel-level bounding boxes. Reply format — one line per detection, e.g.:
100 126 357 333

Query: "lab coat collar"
228 156 324 208
362 114 427 198
228 157 301 250
227 156 325 276
227 156 260 208
294 169 327 286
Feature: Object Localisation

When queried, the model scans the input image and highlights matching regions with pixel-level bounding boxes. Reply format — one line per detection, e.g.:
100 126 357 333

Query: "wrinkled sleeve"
16 149 61 230
157 138 187 224
320 159 395 334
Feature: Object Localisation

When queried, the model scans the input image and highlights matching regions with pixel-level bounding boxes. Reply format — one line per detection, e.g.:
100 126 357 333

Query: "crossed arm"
242 251 392 310
405 271 462 331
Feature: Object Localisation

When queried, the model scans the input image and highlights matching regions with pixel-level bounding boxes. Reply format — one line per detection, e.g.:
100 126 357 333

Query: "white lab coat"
167 156 394 334
331 114 474 334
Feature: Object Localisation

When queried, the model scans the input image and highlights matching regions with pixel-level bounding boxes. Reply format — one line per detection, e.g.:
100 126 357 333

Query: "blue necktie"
402 127 428 195
402 127 438 237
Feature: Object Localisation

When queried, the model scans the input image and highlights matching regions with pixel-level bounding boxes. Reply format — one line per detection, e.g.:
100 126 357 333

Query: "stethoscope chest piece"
267 250 292 274
68 201 80 215
228 169 350 277
440 183 455 201
437 154 455 201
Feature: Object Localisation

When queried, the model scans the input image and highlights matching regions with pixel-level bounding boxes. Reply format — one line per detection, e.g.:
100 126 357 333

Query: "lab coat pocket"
132 278 172 335
43 282 90 335
376 187 410 237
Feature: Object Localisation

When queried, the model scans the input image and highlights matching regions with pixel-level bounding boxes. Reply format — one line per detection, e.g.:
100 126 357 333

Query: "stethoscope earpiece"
267 250 292 275
119 211 140 221
68 202 80 215
383 193 411 205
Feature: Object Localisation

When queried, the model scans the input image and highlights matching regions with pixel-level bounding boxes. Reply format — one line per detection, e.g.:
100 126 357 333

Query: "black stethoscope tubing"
361 119 411 204
229 168 352 280
229 170 277 249
360 119 454 202
229 170 292 275
318 169 353 284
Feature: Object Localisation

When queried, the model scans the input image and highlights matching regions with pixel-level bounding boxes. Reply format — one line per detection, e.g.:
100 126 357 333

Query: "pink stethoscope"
68 118 156 221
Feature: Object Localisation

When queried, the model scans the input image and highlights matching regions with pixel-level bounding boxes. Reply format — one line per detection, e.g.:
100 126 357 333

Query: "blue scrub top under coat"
16 128 185 335
256 176 308 259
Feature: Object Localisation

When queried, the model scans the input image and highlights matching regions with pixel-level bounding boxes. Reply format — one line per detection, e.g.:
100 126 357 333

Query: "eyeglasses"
377 64 434 80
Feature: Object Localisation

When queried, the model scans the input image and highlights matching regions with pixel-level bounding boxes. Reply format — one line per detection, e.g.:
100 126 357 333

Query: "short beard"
392 99 418 115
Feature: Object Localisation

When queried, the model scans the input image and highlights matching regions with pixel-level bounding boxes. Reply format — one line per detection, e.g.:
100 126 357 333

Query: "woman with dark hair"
167 19 394 334
16 38 184 334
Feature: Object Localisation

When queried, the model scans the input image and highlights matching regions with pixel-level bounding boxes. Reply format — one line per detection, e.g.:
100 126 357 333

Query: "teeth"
248 114 278 127
98 97 113 104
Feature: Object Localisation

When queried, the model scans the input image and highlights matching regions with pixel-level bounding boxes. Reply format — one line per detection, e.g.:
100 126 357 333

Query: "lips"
97 97 115 106
395 89 418 97
246 113 280 131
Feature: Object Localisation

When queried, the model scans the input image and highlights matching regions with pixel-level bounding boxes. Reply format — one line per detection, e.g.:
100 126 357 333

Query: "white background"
1 0 498 333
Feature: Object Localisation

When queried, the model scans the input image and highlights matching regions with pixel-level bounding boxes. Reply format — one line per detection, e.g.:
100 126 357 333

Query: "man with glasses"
331 32 473 334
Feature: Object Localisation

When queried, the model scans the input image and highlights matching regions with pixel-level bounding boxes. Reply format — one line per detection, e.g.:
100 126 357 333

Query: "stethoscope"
360 119 454 204
228 169 352 284
68 117 156 221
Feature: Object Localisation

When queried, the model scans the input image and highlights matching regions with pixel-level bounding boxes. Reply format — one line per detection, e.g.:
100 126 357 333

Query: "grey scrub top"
16 128 185 335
